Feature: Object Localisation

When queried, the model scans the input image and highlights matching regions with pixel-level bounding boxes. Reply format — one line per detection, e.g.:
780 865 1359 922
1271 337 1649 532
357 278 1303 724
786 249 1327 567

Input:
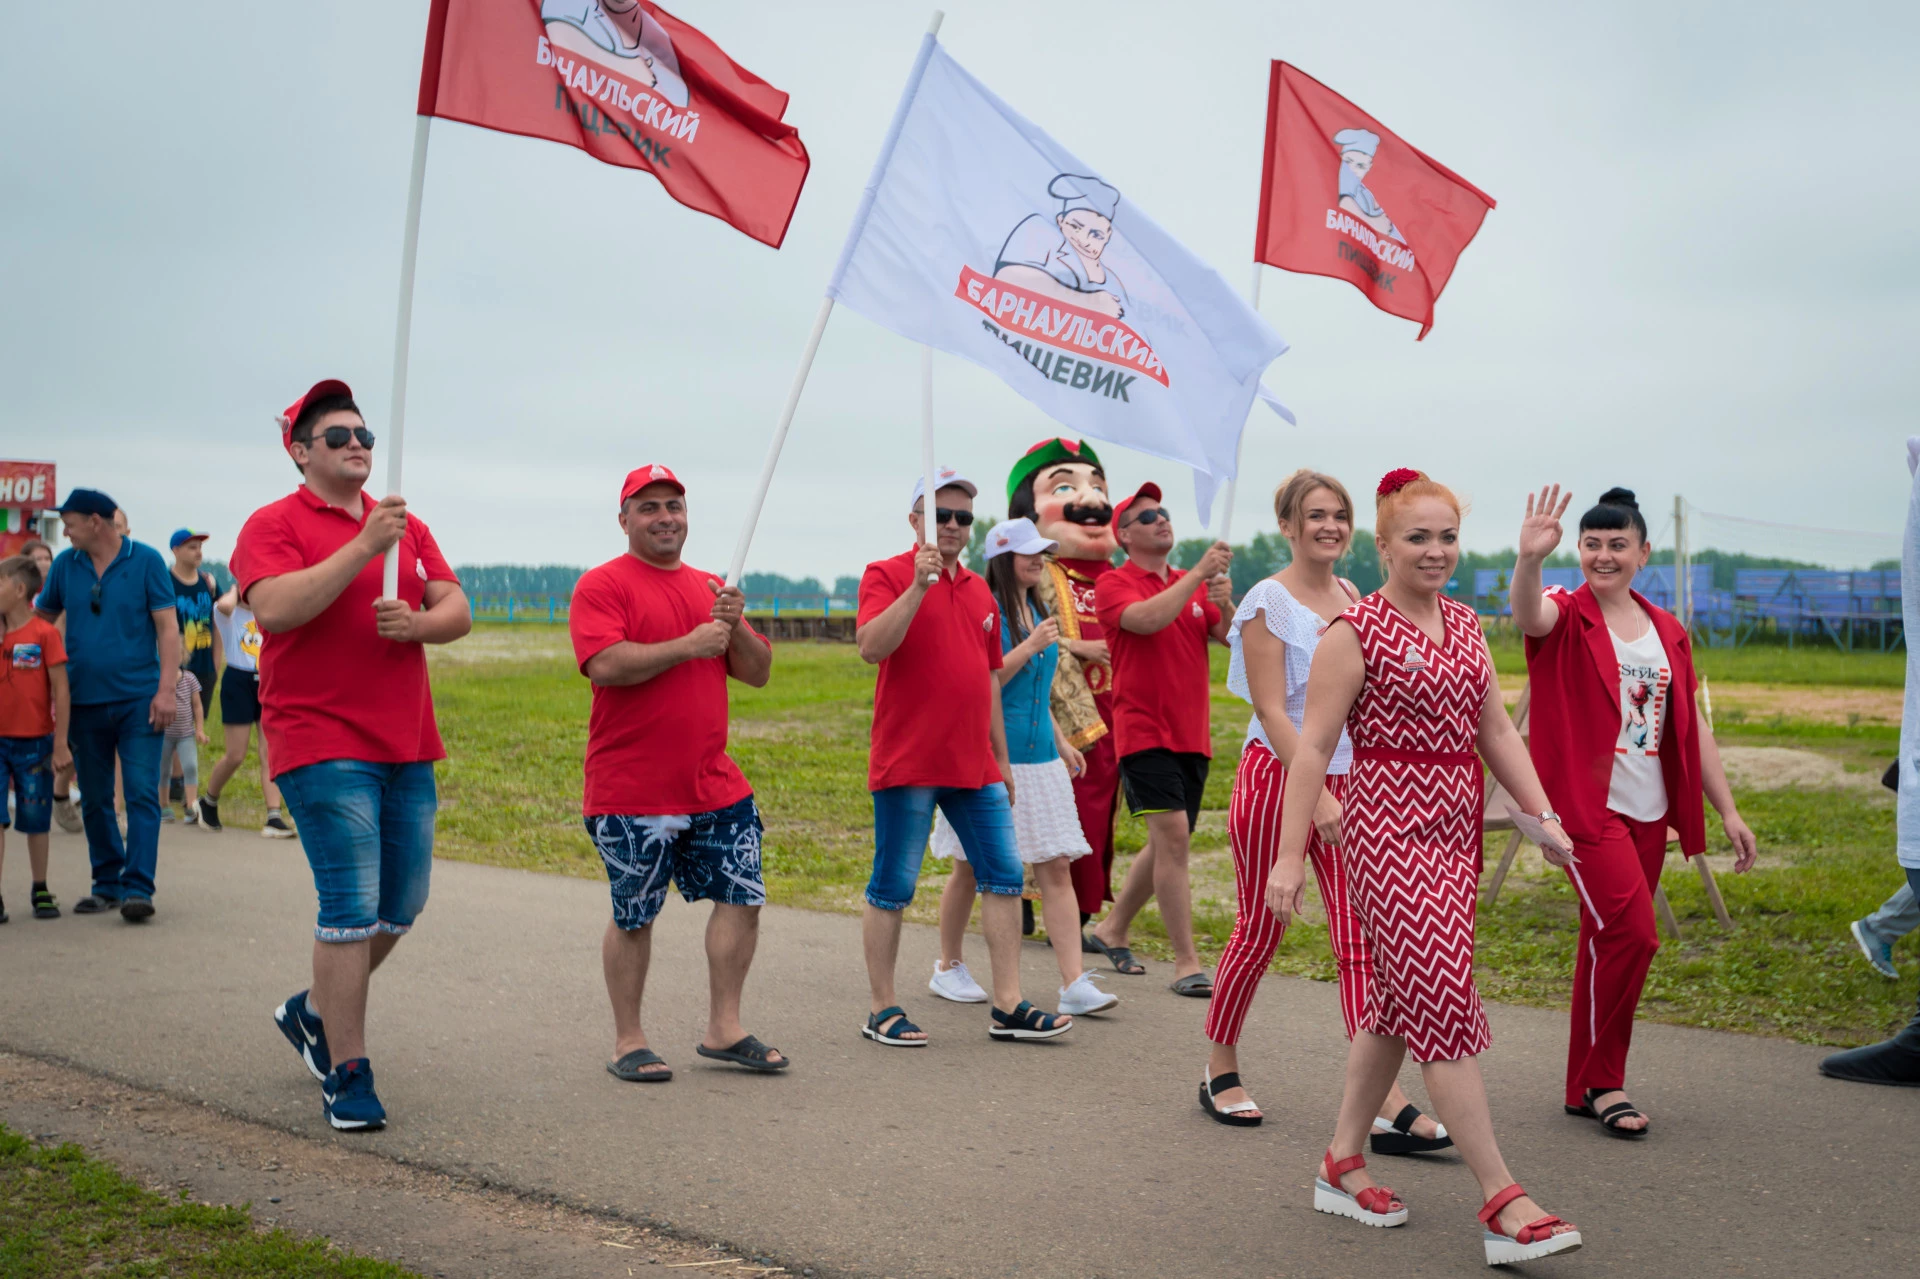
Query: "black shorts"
192 666 217 718
219 668 261 726
1118 748 1210 832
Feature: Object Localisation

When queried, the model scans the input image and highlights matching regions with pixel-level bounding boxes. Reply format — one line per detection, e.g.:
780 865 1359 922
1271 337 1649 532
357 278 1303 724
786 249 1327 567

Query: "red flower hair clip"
1377 468 1422 497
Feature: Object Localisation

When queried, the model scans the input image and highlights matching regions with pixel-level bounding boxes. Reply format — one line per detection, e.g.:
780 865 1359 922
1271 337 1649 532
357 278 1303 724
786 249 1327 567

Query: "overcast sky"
5 1 1915 581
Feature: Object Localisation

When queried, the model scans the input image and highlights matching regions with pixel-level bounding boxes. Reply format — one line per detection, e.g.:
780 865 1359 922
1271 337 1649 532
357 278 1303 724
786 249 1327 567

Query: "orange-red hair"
1374 469 1467 536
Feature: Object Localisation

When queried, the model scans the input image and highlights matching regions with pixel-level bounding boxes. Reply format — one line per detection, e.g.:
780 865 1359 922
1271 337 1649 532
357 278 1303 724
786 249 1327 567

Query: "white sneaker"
929 960 988 1003
1058 971 1119 1015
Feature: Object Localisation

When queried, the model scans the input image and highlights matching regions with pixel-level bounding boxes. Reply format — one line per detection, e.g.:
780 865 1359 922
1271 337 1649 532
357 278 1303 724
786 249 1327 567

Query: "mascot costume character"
1007 438 1122 924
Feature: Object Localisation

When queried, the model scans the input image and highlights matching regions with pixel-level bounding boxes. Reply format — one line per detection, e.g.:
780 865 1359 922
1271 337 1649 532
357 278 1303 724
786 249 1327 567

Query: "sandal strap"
1478 1183 1528 1226
870 1006 906 1029
1355 1185 1402 1215
1323 1149 1367 1183
1391 1103 1423 1135
1206 1072 1243 1097
1516 1215 1569 1245
1596 1100 1642 1124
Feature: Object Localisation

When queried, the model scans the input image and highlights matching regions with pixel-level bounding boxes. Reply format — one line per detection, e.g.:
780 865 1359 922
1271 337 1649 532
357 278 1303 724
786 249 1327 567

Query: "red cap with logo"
621 464 686 504
277 379 354 454
1110 481 1164 533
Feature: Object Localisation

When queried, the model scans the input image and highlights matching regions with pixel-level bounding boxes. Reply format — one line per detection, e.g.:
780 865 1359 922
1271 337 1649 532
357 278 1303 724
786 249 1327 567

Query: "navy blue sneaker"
322 1059 387 1131
274 990 331 1082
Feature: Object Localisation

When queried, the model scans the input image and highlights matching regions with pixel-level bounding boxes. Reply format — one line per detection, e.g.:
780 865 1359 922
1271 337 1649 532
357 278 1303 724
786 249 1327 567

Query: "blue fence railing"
469 594 856 622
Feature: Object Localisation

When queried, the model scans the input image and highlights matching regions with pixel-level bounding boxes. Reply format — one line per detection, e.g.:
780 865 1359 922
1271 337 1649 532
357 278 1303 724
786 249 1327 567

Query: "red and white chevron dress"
1339 592 1493 1062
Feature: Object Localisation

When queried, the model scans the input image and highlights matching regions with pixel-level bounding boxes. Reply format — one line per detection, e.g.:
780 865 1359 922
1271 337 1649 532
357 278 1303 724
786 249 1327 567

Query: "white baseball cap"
907 465 979 513
984 517 1057 559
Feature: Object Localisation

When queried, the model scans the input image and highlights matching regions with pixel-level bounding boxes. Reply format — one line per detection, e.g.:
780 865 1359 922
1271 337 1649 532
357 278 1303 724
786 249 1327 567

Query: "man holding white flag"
826 31 1290 520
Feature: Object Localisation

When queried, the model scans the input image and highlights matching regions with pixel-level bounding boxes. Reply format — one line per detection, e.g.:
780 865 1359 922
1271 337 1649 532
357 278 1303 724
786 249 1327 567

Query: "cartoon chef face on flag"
993 175 1129 320
541 0 689 107
1333 128 1404 245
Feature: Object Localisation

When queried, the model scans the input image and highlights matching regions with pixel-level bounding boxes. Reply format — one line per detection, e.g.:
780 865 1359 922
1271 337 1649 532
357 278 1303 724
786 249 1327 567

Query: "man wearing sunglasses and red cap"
230 378 472 1133
1089 483 1233 997
570 464 786 1082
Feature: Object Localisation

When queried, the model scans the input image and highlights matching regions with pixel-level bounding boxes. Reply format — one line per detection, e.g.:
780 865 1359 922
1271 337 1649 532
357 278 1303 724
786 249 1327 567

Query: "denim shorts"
278 759 436 943
585 795 766 931
1 735 54 834
867 783 1021 911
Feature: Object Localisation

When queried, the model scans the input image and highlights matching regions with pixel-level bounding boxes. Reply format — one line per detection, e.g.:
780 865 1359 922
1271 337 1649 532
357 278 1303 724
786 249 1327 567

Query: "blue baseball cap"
55 488 118 519
169 528 210 550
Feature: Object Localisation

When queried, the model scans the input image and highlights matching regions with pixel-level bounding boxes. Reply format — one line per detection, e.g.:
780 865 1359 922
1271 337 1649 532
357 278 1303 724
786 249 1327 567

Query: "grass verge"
0 1122 418 1278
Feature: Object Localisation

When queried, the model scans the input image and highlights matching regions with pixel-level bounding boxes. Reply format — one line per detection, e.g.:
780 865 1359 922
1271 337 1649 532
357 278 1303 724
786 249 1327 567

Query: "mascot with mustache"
1007 438 1123 930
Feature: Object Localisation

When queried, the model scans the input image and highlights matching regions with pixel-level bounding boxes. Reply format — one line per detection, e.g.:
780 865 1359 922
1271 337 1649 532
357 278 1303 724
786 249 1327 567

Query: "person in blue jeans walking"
854 469 1072 1047
34 488 180 923
1848 762 1918 979
233 378 472 1132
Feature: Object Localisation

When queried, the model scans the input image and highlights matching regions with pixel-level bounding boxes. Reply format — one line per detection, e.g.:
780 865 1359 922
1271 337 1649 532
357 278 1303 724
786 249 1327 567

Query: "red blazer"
1523 583 1706 856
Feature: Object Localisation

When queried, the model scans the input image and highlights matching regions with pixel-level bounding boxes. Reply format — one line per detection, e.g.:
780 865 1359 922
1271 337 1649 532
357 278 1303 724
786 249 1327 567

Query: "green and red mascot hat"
1005 437 1105 504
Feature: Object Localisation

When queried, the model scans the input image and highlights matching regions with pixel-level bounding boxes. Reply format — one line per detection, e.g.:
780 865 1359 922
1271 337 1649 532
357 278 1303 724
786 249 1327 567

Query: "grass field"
198 623 1918 1048
0 1124 416 1279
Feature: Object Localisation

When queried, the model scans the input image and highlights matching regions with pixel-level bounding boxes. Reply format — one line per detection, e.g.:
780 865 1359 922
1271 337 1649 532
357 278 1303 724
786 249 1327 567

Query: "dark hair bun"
1596 486 1639 509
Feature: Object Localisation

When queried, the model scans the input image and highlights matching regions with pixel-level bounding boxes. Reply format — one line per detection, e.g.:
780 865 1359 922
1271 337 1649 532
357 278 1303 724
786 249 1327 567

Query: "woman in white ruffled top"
1197 471 1449 1155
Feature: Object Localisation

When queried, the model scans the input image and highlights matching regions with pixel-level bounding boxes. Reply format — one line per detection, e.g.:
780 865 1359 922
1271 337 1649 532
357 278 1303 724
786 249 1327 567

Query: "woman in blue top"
931 519 1118 1017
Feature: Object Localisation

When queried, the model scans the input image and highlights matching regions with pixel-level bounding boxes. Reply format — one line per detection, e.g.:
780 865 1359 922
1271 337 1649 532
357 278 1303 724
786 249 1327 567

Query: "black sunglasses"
90 582 102 615
1122 507 1170 528
305 425 376 450
932 508 974 527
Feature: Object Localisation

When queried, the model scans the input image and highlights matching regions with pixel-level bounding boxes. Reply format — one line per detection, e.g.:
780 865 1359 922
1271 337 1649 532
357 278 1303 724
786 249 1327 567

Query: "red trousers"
1069 723 1120 916
1206 741 1367 1045
1562 811 1667 1107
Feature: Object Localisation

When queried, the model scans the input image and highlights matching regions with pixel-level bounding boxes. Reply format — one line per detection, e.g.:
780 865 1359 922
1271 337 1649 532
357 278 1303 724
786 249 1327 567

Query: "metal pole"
725 295 836 587
382 114 432 601
920 345 940 583
1673 494 1689 630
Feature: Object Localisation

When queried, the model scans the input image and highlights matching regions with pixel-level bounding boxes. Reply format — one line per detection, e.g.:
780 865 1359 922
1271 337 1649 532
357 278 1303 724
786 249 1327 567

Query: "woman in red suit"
1271 470 1584 1267
1512 485 1756 1136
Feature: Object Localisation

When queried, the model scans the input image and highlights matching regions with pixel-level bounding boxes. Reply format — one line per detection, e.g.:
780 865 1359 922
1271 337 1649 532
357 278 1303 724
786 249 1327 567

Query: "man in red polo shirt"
570 464 785 1083
234 378 472 1133
854 467 1071 1048
1088 482 1232 997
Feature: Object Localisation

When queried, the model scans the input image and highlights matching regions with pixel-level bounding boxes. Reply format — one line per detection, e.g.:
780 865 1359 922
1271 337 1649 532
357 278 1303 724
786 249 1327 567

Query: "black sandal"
1565 1088 1648 1139
32 888 60 920
1169 971 1214 998
1370 1103 1453 1154
696 1034 790 1072
862 1006 928 1047
1199 1070 1262 1127
1087 933 1146 975
607 1048 673 1083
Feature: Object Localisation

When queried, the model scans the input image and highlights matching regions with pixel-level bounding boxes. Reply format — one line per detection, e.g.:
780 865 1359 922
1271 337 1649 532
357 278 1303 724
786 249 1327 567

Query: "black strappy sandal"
1369 1103 1453 1154
1565 1088 1649 1139
1086 933 1146 975
1199 1070 1262 1127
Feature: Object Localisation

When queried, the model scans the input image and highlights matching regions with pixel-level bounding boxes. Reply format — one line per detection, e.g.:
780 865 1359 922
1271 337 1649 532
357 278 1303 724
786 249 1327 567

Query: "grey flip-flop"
607 1048 673 1082
1169 971 1214 998
695 1034 790 1072
1087 934 1146 975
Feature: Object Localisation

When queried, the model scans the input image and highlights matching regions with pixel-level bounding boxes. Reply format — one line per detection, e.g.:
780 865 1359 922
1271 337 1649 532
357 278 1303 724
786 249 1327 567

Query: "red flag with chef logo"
417 0 809 248
1253 62 1494 339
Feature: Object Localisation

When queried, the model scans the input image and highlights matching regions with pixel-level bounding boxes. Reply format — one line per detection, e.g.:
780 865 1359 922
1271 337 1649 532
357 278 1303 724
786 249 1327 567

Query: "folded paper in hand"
1504 806 1576 862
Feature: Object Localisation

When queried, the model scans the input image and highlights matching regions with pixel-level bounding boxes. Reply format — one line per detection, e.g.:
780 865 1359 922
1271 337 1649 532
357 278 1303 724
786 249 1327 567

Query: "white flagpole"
1214 262 1264 549
920 345 939 583
382 114 433 600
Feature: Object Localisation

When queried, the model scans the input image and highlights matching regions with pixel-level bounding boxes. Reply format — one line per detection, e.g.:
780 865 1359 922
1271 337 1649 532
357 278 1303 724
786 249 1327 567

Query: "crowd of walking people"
9 380 1920 1269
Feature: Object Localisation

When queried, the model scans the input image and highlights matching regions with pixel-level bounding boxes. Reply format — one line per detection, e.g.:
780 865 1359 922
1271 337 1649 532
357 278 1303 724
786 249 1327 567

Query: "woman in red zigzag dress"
1196 469 1449 1158
1511 485 1756 1138
1270 470 1584 1268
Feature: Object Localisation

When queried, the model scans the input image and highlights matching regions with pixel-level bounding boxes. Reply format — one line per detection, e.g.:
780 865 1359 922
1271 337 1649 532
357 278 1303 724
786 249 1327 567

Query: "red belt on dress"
1352 747 1478 767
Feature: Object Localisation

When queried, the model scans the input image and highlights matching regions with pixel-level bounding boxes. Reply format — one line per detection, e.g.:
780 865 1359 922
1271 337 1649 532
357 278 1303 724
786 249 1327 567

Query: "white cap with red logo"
907 465 978 514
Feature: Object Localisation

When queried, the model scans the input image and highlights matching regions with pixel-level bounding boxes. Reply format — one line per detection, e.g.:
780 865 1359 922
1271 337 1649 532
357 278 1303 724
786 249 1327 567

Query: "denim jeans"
70 699 164 900
1899 869 1920 1052
1860 881 1920 947
867 783 1021 910
277 760 436 943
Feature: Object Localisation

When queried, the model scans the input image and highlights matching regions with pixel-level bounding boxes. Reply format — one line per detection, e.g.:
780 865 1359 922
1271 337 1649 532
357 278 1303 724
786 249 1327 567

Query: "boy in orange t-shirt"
1 554 71 922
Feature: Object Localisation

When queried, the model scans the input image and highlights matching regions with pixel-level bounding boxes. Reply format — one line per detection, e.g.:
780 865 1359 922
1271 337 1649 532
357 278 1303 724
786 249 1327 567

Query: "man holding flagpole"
856 469 1072 1047
235 379 471 1133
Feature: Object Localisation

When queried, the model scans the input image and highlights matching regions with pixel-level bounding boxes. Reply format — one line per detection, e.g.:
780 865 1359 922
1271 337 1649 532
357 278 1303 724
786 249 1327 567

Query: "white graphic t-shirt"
214 603 262 674
1608 623 1671 822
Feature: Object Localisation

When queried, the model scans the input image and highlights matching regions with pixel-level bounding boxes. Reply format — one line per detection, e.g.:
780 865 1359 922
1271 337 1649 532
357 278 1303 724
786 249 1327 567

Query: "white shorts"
932 759 1090 866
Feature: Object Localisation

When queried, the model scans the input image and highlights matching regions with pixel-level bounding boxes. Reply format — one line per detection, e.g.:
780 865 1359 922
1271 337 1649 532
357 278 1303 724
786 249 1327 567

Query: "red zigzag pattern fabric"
1341 593 1494 1063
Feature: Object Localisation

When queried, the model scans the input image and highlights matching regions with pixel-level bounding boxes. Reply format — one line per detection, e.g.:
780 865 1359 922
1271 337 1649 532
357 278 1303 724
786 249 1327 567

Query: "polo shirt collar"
297 483 371 523
76 536 135 581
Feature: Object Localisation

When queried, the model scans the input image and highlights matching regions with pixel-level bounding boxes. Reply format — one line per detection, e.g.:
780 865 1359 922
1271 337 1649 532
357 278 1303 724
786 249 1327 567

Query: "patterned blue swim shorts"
584 795 766 931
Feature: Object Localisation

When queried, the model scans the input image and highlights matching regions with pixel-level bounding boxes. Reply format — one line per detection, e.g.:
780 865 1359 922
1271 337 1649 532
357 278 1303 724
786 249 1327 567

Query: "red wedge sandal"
1478 1183 1582 1266
1312 1149 1408 1227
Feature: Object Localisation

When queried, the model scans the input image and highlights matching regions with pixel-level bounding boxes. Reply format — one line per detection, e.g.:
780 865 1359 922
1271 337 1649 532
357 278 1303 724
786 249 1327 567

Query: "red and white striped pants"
1206 740 1369 1046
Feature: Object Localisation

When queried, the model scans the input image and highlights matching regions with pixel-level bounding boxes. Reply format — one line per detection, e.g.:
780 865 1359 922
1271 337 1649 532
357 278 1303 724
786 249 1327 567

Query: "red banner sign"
0 460 55 509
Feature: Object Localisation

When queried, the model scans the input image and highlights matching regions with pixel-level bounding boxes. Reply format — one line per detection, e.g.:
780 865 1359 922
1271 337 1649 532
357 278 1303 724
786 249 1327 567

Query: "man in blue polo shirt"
34 488 180 922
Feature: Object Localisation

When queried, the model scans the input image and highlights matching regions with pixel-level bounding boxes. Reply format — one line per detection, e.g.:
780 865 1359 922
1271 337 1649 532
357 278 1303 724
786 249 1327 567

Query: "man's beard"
1062 501 1113 527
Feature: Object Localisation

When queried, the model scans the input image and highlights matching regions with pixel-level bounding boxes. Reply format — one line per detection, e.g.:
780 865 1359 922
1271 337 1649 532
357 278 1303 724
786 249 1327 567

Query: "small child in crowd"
159 669 206 825
1 554 71 922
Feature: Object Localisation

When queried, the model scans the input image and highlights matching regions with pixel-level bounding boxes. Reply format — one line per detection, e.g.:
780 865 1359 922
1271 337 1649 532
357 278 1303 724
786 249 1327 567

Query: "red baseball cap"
621 463 686 504
1111 481 1164 533
278 378 354 453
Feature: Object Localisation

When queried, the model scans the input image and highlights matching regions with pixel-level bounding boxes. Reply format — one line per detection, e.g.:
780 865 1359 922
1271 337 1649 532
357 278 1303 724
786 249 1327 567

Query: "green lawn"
0 1124 418 1278
202 623 1917 1047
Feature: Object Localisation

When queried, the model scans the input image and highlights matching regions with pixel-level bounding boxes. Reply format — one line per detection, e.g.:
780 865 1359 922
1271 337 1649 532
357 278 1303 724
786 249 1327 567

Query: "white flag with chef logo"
827 36 1290 522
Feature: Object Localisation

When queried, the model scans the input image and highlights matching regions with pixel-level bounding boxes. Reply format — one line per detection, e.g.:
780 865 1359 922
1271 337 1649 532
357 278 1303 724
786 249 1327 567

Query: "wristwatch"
1537 809 1562 825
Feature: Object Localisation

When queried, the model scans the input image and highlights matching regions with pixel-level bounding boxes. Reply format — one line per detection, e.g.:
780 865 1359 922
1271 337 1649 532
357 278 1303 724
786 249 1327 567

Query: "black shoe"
1820 1039 1920 1087
1021 898 1036 936
169 776 185 803
32 888 59 920
120 897 155 923
73 895 120 915
197 795 223 831
0 897 8 924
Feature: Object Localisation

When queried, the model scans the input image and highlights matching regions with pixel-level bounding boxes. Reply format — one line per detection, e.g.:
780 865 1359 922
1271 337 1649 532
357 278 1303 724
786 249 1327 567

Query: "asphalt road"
2 824 1915 1278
